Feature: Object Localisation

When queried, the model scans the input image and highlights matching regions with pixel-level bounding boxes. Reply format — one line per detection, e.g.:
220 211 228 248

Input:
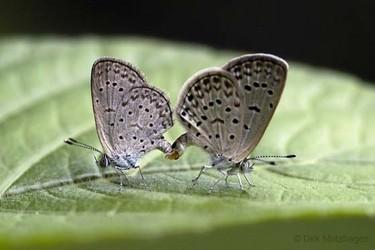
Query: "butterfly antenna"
64 138 102 154
249 154 296 165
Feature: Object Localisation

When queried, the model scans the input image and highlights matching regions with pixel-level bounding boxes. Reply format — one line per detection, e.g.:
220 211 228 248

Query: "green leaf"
0 37 374 250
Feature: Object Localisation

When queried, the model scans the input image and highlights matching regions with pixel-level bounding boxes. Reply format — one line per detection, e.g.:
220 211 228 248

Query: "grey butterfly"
65 58 173 185
166 54 294 191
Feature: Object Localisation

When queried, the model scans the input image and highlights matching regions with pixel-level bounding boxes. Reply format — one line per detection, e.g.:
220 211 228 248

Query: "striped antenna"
248 154 296 165
64 138 102 154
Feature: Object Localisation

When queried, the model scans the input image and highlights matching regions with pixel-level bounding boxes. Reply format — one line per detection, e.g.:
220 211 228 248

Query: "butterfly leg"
114 167 129 189
243 173 256 188
236 174 245 191
192 166 206 185
136 166 145 181
135 166 151 190
217 170 230 186
224 175 230 187
208 177 224 193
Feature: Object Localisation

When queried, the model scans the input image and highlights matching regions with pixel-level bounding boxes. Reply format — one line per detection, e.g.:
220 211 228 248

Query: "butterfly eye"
240 165 245 171
228 158 232 162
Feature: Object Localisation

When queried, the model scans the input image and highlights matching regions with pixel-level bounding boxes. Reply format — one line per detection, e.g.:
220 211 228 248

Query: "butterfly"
166 54 295 191
65 58 173 186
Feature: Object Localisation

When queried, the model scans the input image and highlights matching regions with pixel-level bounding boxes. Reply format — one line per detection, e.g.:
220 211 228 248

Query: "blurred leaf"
0 37 374 250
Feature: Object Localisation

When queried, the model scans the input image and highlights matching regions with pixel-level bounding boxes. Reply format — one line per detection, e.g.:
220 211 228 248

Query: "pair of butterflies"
65 54 294 190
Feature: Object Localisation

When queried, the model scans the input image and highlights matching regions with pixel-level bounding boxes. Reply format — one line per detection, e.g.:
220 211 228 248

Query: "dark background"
1 0 374 82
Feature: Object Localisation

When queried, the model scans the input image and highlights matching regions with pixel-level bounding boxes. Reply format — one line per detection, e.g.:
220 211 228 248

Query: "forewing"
223 54 288 162
176 68 245 158
91 58 147 157
113 86 173 158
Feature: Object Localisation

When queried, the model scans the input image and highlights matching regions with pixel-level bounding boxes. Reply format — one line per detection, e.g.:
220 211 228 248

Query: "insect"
166 54 295 191
65 58 173 186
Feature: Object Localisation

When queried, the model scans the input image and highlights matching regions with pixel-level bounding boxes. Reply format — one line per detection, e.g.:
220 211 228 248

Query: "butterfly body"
90 58 174 171
167 54 288 189
65 58 173 185
105 154 137 170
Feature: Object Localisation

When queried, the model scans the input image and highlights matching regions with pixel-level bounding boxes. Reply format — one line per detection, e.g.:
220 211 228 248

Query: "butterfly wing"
222 54 288 162
175 68 245 159
91 58 147 157
112 86 173 159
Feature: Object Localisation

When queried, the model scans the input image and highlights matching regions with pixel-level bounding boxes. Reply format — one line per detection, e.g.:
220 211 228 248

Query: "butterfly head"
96 154 111 168
239 159 254 173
